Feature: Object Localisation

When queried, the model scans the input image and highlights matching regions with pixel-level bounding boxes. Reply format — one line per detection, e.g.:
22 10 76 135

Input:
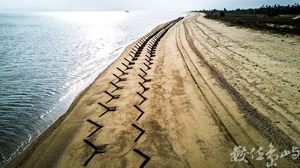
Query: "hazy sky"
0 0 299 11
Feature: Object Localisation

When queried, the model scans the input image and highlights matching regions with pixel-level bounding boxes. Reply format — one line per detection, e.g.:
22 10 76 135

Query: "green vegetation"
193 4 300 36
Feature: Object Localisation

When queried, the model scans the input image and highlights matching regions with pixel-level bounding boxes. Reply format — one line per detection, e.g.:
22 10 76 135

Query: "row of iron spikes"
82 122 148 166
81 23 169 167
130 32 160 167
83 51 150 167
100 35 142 104
111 25 157 90
116 18 185 167
131 19 185 167
105 25 156 106
133 19 184 119
133 18 184 120
135 31 157 105
95 34 149 138
83 72 148 166
133 31 156 117
83 19 182 167
131 30 156 140
110 33 152 163
131 37 152 163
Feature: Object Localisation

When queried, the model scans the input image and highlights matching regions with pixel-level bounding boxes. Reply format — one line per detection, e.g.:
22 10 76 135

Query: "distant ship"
125 11 129 12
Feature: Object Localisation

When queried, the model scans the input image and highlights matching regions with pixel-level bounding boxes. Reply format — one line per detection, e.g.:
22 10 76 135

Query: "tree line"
193 3 300 15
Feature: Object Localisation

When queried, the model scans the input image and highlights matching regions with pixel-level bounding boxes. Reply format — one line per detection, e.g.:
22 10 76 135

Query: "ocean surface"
0 11 184 167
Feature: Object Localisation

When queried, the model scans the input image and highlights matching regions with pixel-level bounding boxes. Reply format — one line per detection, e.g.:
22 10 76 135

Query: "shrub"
220 11 225 17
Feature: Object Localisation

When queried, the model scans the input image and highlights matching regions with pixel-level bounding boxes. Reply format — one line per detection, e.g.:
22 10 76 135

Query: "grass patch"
203 12 300 36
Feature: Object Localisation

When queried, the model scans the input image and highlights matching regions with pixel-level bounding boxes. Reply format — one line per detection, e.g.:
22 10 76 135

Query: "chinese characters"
230 143 299 167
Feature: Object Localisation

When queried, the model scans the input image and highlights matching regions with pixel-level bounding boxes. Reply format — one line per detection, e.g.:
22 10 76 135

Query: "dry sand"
9 13 300 168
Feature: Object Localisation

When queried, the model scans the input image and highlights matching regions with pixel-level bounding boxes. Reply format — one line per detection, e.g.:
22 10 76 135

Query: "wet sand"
9 13 300 167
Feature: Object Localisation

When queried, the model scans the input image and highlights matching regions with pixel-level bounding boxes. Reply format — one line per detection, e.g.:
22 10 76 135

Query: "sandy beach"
9 12 300 167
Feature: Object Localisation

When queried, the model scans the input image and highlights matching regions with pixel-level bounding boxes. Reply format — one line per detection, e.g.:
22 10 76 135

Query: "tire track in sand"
175 14 300 167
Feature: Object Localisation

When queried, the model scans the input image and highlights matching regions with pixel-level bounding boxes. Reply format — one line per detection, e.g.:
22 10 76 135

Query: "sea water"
0 11 184 167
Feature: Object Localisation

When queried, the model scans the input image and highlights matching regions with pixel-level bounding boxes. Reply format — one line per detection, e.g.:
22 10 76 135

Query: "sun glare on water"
45 11 130 50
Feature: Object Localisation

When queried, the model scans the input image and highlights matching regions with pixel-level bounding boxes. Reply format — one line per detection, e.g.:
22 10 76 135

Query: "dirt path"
10 13 300 168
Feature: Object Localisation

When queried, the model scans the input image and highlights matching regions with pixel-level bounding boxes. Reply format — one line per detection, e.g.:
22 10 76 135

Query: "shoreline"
8 19 181 168
6 48 123 167
6 39 116 168
9 12 300 167
4 46 122 168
